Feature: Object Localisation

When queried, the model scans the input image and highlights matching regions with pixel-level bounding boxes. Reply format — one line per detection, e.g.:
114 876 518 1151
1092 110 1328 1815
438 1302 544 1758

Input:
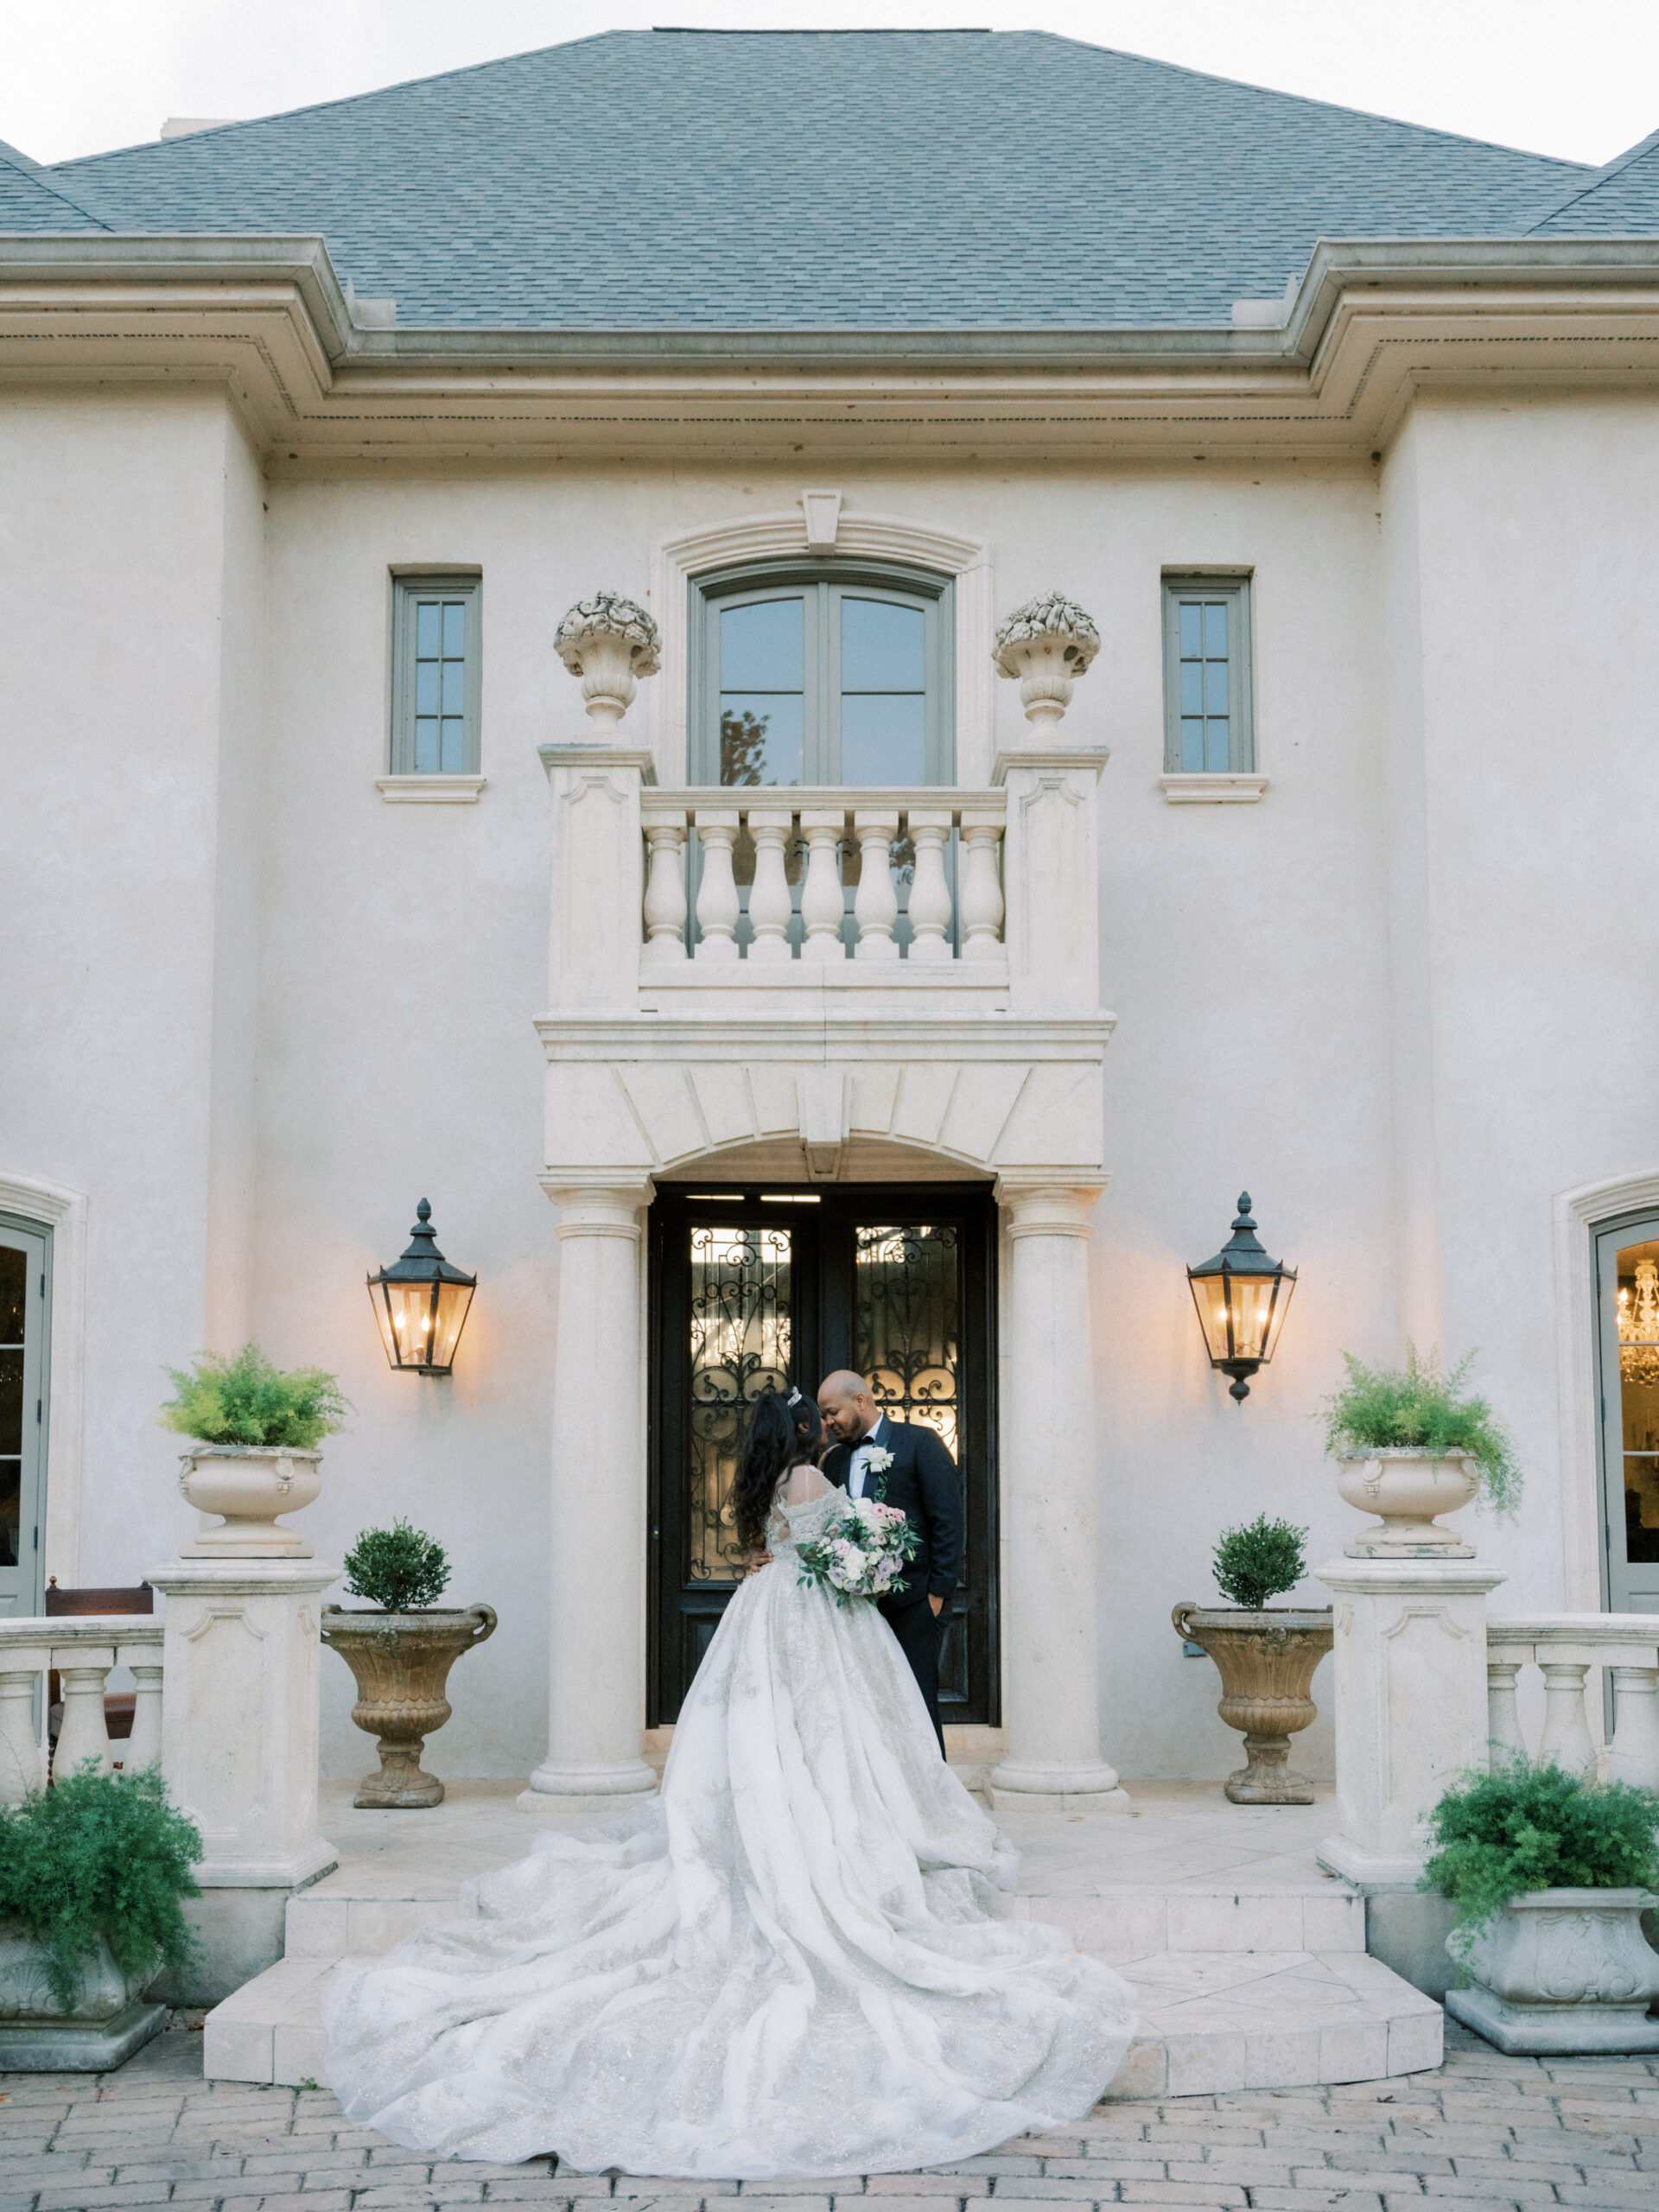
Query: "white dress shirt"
848 1419 886 1499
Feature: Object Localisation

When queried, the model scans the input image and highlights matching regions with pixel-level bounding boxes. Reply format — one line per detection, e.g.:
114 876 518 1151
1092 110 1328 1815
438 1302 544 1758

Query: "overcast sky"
3 0 1656 172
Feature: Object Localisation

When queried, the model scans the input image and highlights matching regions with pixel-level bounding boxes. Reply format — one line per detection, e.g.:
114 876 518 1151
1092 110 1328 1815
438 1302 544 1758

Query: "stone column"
145 1558 340 1891
521 1173 658 1812
989 1174 1128 1810
1315 1556 1506 1885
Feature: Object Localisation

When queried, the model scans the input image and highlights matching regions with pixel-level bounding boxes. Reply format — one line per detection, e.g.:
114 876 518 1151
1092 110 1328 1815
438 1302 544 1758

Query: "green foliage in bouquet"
1211 1515 1309 1610
1321 1344 1522 1512
159 1344 349 1451
343 1518 451 1611
0 1764 201 2013
1423 1758 1659 1965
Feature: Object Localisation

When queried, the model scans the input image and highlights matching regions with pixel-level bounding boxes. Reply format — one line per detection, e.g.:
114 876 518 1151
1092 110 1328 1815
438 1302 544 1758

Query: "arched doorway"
647 1180 998 1725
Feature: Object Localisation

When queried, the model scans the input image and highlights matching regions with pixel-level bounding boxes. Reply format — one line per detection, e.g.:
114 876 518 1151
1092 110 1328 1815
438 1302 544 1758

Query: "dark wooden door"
648 1183 998 1726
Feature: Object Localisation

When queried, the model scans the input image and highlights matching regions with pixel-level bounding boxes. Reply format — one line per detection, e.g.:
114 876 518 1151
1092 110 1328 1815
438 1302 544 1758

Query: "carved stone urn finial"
555 590 662 732
992 593 1101 731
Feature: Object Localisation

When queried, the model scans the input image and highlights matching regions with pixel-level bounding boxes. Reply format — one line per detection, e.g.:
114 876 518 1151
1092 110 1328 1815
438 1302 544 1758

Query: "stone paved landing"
3 2018 1657 2210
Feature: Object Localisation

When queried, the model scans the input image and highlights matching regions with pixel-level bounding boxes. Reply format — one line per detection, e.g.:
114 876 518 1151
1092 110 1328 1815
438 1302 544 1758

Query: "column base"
518 1757 659 1817
1316 1834 1426 1887
989 1758 1132 1814
195 1838 339 1891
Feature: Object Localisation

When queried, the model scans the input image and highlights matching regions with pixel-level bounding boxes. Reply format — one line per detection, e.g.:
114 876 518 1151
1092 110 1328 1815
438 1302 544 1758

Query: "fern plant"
343 1519 451 1611
0 1764 201 2013
158 1344 349 1451
1422 1758 1659 1966
1211 1515 1309 1610
1322 1344 1522 1513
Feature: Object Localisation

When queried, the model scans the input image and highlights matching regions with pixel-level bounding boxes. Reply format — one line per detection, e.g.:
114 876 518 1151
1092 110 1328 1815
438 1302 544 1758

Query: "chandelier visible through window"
1618 1258 1659 1386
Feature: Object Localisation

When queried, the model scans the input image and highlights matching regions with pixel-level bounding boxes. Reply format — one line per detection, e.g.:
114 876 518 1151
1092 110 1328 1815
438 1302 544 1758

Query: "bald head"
818 1370 879 1444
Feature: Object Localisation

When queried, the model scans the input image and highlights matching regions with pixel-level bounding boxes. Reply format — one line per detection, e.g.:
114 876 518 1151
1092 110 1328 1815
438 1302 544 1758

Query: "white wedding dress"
323 1478 1137 2177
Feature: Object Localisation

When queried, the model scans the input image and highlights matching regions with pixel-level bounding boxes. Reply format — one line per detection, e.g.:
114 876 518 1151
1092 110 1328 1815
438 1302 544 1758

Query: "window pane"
0 1349 21 1457
842 598 924 691
1205 662 1230 715
842 693 925 785
1205 718 1230 771
415 663 439 715
442 601 467 657
720 695 804 785
440 719 465 772
441 662 464 714
1204 601 1229 656
414 717 439 772
1179 662 1204 715
1617 1237 1659 1563
416 601 441 655
0 1247 23 1343
1178 601 1203 656
0 1459 17 1567
721 599 803 692
1181 717 1205 772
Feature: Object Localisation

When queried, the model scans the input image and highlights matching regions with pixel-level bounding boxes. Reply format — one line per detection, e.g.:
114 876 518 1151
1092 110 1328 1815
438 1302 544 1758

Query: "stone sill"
1159 772 1268 804
376 775 487 804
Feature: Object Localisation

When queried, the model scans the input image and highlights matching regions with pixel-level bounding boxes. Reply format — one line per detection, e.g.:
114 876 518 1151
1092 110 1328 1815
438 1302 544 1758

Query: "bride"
323 1389 1137 2177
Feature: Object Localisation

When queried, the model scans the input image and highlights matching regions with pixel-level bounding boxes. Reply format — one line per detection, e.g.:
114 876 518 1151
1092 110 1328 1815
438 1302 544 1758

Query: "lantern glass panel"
1260 1272 1295 1362
429 1278 475 1371
1189 1272 1234 1363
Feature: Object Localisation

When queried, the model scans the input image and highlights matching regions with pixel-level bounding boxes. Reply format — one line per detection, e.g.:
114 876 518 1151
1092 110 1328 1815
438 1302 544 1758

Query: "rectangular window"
390 575 481 775
1162 575 1254 773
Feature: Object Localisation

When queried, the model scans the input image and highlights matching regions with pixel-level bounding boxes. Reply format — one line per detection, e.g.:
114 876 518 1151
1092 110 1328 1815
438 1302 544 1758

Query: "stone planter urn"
1172 1603 1334 1804
177 1444 323 1557
0 1927 165 2070
554 589 661 731
992 591 1101 730
1445 1890 1659 2054
1337 1447 1480 1557
321 1604 497 1808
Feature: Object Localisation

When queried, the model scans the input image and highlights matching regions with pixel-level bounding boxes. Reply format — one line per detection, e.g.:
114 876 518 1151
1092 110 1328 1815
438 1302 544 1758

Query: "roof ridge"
1524 121 1659 233
53 27 1588 180
0 135 112 227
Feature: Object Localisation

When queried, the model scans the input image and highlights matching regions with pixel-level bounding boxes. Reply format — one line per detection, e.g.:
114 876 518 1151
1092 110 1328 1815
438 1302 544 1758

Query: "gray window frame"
1161 572 1255 774
389 571 483 776
689 558 956 786
0 1212 49 1619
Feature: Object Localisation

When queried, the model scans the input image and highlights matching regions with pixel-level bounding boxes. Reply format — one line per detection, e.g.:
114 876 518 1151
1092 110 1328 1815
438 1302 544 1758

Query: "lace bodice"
766 1485 847 1556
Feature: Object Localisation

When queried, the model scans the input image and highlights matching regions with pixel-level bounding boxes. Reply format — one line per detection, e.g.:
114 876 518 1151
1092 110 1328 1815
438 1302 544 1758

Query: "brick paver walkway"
2 2022 1656 2212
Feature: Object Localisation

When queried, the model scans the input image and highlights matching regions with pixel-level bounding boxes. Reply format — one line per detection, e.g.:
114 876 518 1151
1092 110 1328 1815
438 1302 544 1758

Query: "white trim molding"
647 501 995 784
1553 1168 1659 1610
0 1173 87 1585
1159 772 1269 804
376 774 487 804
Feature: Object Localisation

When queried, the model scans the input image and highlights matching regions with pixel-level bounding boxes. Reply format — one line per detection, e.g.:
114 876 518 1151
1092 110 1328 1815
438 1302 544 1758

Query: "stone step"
284 1877 1363 1966
207 1943 1439 2102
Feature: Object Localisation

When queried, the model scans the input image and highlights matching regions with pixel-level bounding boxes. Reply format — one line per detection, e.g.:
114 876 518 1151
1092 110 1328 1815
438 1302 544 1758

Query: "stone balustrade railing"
1486 1614 1659 1790
0 1617 165 1806
639 788 1007 966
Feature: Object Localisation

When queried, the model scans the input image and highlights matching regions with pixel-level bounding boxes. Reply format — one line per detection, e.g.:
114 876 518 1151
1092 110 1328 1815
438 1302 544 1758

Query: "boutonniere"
864 1446 895 1477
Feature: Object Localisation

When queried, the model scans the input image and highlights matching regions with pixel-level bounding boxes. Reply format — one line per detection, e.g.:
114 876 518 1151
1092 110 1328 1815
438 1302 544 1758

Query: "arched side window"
690 560 955 787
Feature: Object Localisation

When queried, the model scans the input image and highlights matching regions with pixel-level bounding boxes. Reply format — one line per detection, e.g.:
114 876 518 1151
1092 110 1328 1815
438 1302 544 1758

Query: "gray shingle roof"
1529 126 1659 234
0 137 110 231
48 29 1592 330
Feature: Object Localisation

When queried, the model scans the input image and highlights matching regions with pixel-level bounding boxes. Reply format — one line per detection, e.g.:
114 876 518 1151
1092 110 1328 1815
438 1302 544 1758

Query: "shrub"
1423 1758 1659 1964
1321 1344 1522 1513
159 1344 349 1452
343 1518 451 1611
1211 1515 1308 1609
0 1764 201 2013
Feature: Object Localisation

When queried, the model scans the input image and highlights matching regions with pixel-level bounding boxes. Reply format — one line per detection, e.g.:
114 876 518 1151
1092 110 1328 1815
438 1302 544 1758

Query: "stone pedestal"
1315 1555 1505 1886
988 1174 1128 1811
146 1558 340 1892
520 1175 659 1813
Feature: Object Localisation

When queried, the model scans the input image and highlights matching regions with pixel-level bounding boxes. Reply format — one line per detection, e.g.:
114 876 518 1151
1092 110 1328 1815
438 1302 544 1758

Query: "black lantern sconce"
368 1199 477 1376
1187 1192 1297 1403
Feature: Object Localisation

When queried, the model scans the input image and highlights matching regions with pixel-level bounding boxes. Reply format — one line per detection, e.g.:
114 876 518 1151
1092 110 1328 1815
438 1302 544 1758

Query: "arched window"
690 561 954 787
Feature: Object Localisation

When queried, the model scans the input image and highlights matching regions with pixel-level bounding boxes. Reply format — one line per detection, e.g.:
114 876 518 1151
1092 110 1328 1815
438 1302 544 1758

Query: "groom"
817 1370 964 1756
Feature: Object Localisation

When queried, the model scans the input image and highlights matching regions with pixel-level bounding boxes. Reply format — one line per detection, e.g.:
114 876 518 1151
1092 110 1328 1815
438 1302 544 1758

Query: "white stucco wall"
5 421 1649 1781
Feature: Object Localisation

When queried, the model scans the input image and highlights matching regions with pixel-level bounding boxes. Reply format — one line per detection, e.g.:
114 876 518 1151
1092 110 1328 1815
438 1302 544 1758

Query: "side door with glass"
0 1219 48 1618
1597 1214 1659 1614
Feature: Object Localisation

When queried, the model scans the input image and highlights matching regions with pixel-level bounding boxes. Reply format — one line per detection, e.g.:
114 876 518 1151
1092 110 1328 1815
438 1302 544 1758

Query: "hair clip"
787 1387 803 1407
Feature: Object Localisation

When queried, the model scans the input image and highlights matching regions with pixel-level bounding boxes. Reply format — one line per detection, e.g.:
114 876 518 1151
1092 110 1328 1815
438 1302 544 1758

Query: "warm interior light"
367 1200 477 1376
1186 1193 1297 1404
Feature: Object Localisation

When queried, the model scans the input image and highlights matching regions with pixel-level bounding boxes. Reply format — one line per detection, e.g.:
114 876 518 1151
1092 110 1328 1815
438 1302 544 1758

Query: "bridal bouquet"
796 1463 919 1608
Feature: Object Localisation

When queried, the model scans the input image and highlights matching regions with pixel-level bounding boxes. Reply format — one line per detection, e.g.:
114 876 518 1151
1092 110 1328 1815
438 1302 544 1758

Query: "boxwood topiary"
342 1518 451 1612
1211 1514 1309 1610
0 1763 202 2013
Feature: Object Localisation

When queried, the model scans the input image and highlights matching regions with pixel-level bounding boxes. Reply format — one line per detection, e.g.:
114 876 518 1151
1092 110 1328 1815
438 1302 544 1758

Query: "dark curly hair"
731 1389 817 1554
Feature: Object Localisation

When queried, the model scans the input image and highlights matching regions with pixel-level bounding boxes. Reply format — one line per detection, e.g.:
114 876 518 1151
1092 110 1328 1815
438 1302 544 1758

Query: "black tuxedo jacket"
823 1414 964 1618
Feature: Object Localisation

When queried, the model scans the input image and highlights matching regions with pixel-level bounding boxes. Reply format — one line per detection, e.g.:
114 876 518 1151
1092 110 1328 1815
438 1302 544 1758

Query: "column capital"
994 1172 1109 1238
539 1171 655 1240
